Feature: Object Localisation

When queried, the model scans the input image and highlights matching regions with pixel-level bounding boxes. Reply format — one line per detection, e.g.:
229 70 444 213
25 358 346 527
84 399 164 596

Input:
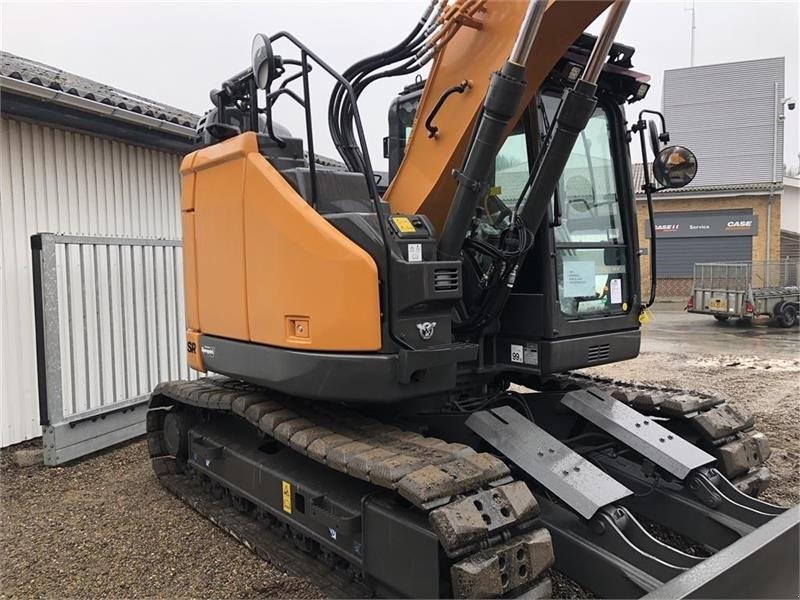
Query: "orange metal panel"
191 142 250 340
181 211 200 331
179 153 196 211
384 0 610 230
180 132 381 352
243 153 381 351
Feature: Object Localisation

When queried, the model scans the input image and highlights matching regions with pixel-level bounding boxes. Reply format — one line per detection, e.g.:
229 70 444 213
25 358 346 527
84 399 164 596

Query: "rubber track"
152 377 512 510
148 378 555 598
157 471 374 598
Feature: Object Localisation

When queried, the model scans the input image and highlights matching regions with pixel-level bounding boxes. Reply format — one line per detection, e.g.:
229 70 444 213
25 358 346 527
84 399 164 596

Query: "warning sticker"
408 243 422 262
282 481 292 514
392 216 416 233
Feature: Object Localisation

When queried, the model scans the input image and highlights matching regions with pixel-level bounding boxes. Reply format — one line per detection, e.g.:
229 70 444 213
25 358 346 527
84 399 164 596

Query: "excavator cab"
385 34 649 374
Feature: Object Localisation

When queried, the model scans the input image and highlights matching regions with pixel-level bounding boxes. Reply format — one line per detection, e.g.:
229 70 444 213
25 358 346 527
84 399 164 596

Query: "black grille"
587 344 610 363
433 267 459 292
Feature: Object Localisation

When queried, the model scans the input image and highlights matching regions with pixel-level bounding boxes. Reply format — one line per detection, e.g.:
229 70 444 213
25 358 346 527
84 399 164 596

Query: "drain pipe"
437 0 548 260
515 0 630 232
766 81 779 280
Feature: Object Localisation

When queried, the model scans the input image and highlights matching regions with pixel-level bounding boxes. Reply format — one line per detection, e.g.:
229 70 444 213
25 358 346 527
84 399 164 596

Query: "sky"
2 0 798 172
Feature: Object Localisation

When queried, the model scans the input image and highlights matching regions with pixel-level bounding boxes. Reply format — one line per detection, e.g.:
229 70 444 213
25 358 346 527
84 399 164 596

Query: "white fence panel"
32 233 195 464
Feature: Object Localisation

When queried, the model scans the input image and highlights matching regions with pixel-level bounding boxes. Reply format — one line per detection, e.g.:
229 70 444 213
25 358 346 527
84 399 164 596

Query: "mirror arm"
637 118 658 309
638 109 669 143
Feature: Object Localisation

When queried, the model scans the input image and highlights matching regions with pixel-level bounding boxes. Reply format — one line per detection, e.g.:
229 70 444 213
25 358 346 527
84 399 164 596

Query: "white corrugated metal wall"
0 116 183 446
663 57 785 188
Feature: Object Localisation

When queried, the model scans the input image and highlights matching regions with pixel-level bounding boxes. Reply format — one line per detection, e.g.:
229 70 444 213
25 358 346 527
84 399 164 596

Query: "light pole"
685 0 696 67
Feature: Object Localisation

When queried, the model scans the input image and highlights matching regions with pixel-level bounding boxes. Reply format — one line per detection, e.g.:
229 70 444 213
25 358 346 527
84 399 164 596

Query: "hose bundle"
328 0 488 173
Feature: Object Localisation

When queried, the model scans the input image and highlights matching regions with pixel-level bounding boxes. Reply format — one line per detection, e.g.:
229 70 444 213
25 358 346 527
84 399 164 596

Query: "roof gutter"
0 75 197 139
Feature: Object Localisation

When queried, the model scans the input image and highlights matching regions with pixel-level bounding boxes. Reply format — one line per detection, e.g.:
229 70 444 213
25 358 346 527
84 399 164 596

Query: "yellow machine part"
180 132 382 368
385 0 610 231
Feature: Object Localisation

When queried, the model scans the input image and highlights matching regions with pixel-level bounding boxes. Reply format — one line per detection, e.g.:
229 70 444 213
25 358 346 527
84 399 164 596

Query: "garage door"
657 236 752 277
646 209 757 277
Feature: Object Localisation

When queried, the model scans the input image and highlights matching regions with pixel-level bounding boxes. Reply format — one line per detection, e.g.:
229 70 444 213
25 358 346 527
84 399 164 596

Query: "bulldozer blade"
561 388 713 479
466 406 631 519
642 505 800 599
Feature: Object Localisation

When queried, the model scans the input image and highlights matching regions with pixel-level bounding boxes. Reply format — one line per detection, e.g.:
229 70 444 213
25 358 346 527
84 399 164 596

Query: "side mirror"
251 33 277 90
648 119 662 156
653 145 698 188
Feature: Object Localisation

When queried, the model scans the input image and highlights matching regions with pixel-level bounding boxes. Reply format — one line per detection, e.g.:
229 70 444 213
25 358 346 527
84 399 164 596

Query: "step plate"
466 406 631 519
561 388 714 479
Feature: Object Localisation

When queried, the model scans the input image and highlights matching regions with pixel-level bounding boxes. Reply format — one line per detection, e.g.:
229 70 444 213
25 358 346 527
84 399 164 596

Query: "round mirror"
653 145 698 188
251 33 275 90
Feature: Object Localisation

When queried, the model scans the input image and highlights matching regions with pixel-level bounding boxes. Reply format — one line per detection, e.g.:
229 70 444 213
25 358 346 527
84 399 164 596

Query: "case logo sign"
725 220 753 231
655 223 679 233
416 321 437 340
200 345 215 359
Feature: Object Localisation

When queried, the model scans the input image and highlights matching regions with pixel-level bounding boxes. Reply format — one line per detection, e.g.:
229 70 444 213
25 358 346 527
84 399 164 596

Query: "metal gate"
31 233 195 465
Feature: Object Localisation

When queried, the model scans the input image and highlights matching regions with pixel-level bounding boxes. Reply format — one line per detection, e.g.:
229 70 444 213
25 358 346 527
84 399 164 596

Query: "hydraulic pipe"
583 0 629 85
509 0 548 66
516 1 629 236
437 0 547 260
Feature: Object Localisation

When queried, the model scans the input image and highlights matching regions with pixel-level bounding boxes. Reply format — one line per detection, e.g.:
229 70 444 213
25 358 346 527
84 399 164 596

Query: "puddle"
687 355 800 372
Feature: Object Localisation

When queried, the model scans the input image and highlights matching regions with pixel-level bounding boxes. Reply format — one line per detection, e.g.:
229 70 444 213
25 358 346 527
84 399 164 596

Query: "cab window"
541 95 629 318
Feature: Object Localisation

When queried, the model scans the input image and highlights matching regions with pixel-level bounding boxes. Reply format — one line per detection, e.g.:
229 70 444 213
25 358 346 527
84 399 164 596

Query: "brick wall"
635 193 782 299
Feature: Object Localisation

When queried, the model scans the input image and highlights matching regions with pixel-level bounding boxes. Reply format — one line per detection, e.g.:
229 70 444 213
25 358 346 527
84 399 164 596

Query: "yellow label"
638 308 651 324
282 481 292 514
391 216 416 233
489 185 502 196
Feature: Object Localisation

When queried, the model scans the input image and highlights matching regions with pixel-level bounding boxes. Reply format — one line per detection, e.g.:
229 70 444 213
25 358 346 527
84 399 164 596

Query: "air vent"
433 267 459 292
587 344 610 363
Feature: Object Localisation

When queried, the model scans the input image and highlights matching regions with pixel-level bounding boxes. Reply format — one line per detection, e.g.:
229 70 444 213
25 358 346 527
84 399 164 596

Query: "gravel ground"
0 439 323 599
2 305 797 599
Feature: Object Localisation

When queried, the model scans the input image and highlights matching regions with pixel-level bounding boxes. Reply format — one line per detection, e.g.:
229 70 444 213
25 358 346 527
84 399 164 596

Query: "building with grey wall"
634 57 791 298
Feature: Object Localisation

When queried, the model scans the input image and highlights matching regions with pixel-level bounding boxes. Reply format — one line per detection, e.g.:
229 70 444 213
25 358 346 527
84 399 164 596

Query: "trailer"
687 260 800 327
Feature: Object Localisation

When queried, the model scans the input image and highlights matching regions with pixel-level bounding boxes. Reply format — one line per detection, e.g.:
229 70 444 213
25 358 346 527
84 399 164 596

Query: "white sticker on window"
563 261 596 297
510 344 523 363
610 278 622 304
407 243 422 262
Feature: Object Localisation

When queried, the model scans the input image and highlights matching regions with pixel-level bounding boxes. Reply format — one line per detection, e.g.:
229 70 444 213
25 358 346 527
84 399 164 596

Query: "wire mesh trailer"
687 261 800 327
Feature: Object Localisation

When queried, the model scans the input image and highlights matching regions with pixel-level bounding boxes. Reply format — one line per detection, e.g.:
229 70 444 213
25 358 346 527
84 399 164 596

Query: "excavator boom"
385 0 610 230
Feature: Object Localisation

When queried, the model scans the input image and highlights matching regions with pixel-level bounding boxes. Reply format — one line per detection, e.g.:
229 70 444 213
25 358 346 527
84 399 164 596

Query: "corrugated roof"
630 163 781 197
0 50 199 128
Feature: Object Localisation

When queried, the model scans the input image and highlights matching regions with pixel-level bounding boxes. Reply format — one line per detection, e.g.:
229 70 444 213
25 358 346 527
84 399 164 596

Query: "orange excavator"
147 1 799 597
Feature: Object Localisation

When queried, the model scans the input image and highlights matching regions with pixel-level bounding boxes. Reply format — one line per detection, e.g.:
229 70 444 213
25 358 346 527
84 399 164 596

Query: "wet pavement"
642 302 799 359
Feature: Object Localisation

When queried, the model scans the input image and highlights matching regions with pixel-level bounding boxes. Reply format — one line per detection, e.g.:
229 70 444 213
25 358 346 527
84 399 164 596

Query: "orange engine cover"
180 132 382 369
